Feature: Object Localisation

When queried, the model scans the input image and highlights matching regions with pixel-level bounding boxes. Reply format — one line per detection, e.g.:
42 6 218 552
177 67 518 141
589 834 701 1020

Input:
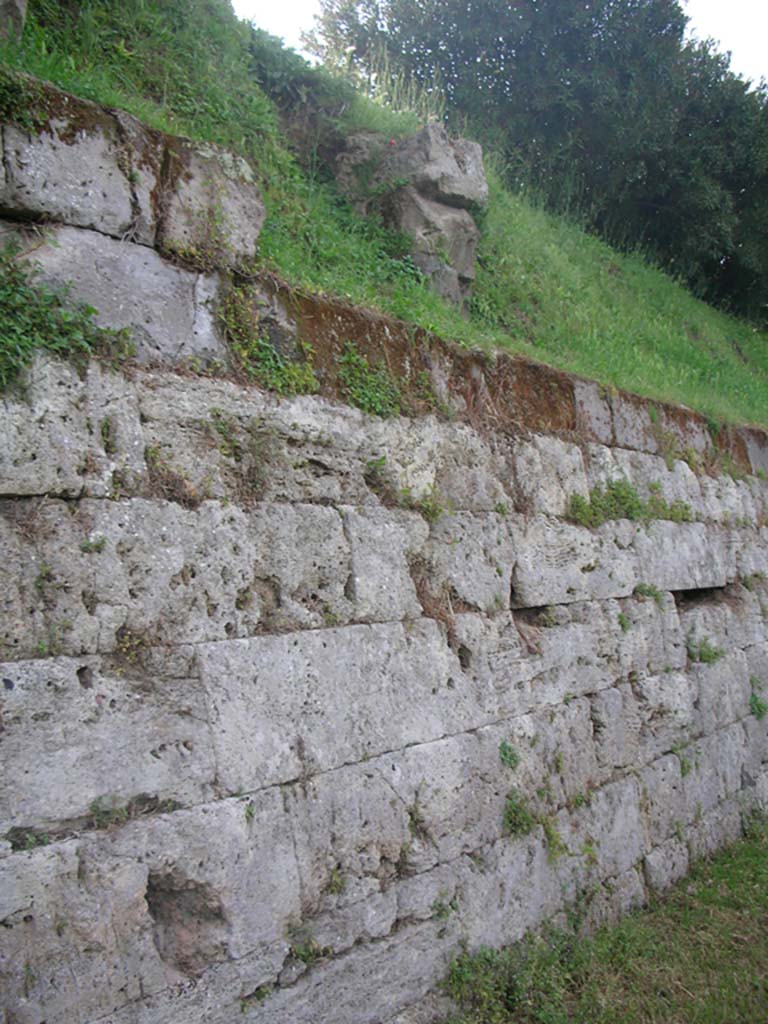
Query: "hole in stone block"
77 665 93 689
671 586 726 610
145 871 229 978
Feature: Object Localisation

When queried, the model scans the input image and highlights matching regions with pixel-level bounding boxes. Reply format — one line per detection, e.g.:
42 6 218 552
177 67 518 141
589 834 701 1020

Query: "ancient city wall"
1 77 768 1024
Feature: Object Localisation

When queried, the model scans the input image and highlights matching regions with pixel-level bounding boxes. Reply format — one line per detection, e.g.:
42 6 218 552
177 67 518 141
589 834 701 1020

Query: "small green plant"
673 743 693 777
494 502 509 515
499 740 520 770
0 242 133 392
743 572 765 592
338 342 401 417
89 796 130 830
541 817 568 862
502 789 536 837
327 867 346 895
432 893 460 920
398 484 451 524
687 635 725 664
749 677 768 720
80 537 106 554
634 582 665 607
244 801 255 823
617 611 630 632
567 479 693 527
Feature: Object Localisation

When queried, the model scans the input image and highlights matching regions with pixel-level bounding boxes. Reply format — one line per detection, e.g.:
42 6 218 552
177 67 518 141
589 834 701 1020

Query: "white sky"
233 0 767 86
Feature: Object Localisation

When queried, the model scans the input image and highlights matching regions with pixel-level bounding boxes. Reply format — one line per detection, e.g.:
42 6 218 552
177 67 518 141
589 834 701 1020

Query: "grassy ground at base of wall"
443 816 768 1024
1 1 768 427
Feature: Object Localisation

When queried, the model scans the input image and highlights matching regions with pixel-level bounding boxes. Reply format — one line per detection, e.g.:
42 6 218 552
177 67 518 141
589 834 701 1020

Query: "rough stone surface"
158 139 265 267
2 352 766 1024
378 124 489 208
4 222 228 366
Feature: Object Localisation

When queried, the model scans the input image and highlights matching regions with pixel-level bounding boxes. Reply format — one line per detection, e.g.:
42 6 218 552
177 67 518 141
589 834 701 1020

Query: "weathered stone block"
0 652 214 834
1 116 135 238
644 837 689 891
158 139 265 267
512 435 589 517
7 223 227 366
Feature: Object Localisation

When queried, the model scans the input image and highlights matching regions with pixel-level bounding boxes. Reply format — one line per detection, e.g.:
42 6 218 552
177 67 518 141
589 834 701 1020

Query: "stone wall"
1 78 768 1024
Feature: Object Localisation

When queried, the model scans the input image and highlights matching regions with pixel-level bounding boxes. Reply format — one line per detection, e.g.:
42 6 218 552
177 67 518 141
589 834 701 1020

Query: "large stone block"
512 435 589 517
0 652 214 835
195 620 482 793
9 223 227 366
1 116 136 238
158 139 265 267
377 124 488 209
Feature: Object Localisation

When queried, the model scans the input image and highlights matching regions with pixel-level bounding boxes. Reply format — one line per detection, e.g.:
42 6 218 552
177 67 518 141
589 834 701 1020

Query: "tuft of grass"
687 635 725 664
337 341 401 417
633 582 665 608
749 677 767 720
567 479 693 528
443 821 768 1023
502 789 536 838
499 740 520 770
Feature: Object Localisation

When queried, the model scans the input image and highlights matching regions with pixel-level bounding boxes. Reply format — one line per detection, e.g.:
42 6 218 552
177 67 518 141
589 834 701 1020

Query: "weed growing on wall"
0 243 132 391
686 635 725 664
338 342 401 417
567 479 693 528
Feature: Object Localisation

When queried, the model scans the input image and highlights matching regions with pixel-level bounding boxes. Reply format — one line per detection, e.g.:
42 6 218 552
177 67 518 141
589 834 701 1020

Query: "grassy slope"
2 0 768 427
445 820 768 1023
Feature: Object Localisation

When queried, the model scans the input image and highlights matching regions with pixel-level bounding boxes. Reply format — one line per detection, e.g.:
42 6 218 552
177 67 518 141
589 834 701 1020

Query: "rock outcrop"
336 124 488 306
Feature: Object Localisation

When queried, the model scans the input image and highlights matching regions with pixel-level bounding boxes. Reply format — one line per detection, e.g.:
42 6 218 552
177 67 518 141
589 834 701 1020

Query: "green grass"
2 1 768 426
444 819 768 1023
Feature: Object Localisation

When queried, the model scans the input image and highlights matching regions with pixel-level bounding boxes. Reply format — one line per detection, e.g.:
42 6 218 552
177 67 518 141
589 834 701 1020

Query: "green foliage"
749 677 768 720
337 342 401 417
633 583 665 608
0 243 130 391
442 826 768 1023
219 286 318 396
567 479 693 528
498 740 520 770
502 789 536 837
687 635 725 664
617 612 630 633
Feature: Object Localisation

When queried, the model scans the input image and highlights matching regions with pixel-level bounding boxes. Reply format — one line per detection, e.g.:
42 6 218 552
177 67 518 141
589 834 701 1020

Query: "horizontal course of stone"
1 353 767 1024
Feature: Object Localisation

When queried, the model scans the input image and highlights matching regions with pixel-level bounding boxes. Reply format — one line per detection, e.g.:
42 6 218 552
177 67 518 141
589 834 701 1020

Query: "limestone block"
459 834 561 950
0 652 214 834
686 798 743 860
341 506 427 621
385 186 479 302
0 0 26 38
380 124 488 208
159 139 265 267
591 685 642 771
573 380 613 445
1 116 135 238
512 435 589 517
425 511 515 613
509 517 636 607
634 671 698 762
639 754 686 847
581 867 647 932
613 592 687 678
693 650 751 735
644 838 689 892
630 521 731 593
13 224 227 366
0 838 167 1023
611 393 659 453
195 621 480 793
0 355 145 500
554 776 644 880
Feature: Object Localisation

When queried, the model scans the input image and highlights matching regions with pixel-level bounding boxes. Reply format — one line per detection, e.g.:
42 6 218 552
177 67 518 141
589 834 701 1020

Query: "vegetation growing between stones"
337 342 401 417
1 3 768 425
567 480 693 528
0 242 131 390
443 819 768 1023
